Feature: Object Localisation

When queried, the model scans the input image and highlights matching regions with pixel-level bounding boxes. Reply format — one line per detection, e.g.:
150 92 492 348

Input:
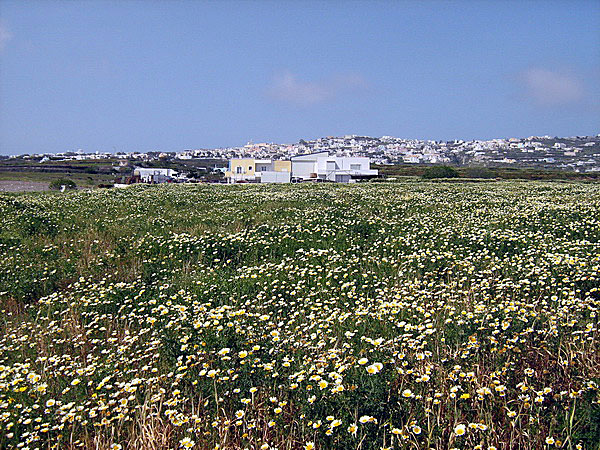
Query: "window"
350 164 361 170
236 166 242 174
249 166 253 171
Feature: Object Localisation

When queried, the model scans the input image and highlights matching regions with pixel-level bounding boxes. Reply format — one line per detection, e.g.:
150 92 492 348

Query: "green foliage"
48 178 77 190
421 165 459 179
464 166 495 179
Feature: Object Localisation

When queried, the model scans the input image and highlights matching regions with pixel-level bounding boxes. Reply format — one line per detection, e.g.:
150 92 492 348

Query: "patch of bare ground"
0 180 49 192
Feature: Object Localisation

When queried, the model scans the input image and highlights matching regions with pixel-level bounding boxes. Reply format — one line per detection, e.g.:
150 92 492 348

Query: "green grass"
0 170 115 186
374 164 600 180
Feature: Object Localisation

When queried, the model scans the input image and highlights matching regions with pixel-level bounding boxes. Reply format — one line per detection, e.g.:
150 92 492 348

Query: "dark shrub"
465 167 495 178
421 165 459 179
49 178 77 191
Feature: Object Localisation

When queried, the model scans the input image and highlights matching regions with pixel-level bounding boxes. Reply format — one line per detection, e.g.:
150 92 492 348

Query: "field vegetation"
374 165 600 181
0 158 228 189
0 182 598 449
0 171 115 189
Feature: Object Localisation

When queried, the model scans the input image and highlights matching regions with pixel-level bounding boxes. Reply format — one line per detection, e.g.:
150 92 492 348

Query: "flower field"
0 182 599 450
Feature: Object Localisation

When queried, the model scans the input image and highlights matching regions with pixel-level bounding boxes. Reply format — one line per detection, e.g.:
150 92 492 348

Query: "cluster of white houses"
225 152 378 183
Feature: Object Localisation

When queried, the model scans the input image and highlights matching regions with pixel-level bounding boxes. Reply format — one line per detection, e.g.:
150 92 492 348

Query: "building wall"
134 168 176 183
225 158 256 181
273 160 291 172
225 154 375 183
336 157 370 171
334 174 351 183
292 160 316 179
261 171 291 183
255 162 271 173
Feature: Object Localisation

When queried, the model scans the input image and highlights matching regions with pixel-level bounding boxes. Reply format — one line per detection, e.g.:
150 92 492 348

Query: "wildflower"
454 424 466 436
180 437 195 448
402 389 414 398
366 364 381 374
359 415 376 424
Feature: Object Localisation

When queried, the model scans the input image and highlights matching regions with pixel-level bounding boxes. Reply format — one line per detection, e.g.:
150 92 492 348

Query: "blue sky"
0 1 598 154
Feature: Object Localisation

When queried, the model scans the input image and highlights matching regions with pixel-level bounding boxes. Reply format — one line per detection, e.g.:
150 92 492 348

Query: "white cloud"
519 68 584 106
268 71 367 106
0 23 12 51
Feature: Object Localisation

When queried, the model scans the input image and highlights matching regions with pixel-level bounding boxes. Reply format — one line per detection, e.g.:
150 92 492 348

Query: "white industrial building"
290 152 378 182
225 153 378 183
133 167 178 183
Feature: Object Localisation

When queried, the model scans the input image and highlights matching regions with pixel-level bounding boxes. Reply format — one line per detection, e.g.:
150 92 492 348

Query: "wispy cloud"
268 71 367 106
0 23 12 51
518 68 584 106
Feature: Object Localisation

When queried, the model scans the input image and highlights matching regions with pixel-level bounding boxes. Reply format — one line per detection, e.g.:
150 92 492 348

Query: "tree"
49 179 77 191
421 166 459 179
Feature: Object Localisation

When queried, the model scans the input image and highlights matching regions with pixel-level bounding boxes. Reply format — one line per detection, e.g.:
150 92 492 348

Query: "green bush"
49 178 77 191
421 165 459 179
464 166 495 178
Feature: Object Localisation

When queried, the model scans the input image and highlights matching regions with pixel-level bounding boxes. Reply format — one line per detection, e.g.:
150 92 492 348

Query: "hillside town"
3 134 600 174
185 134 600 172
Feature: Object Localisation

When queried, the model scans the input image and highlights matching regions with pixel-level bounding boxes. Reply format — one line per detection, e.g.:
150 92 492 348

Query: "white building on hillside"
134 167 178 183
290 152 378 182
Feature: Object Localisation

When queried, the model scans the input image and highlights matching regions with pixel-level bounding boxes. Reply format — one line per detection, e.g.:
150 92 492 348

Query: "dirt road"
0 180 49 192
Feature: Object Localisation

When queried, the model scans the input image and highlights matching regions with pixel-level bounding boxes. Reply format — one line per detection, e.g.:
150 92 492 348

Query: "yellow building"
225 158 256 183
226 159 291 183
273 160 292 172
